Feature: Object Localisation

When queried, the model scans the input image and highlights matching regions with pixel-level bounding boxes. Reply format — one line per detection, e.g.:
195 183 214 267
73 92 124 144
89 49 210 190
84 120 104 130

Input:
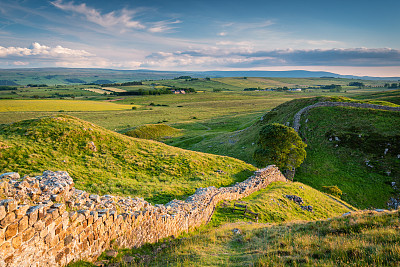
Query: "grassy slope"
0 115 256 203
210 181 353 226
296 106 400 209
69 180 357 267
180 97 326 164
179 96 400 209
124 124 182 141
353 89 400 105
92 210 400 267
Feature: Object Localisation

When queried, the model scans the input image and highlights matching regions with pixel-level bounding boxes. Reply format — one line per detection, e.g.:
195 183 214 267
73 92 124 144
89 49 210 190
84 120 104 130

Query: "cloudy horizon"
0 0 399 77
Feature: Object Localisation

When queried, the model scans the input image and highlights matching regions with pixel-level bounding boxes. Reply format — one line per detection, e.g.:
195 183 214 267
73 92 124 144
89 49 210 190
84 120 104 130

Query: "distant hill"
0 68 398 85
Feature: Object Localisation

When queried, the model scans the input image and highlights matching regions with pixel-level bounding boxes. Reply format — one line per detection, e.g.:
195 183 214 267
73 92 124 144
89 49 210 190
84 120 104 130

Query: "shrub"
322 186 342 198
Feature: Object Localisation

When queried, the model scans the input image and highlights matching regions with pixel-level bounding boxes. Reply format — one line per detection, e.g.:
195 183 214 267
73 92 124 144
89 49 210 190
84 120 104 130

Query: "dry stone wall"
0 166 286 266
293 101 400 132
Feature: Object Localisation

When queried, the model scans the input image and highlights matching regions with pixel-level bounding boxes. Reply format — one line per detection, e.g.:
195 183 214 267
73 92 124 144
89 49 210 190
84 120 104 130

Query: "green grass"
124 124 182 141
353 89 400 105
209 181 353 227
76 210 400 267
0 115 256 203
68 180 357 267
180 96 400 209
0 99 135 112
296 106 400 209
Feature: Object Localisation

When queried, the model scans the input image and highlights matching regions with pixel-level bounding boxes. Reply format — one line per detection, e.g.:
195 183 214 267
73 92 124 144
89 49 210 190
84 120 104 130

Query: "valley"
0 70 399 266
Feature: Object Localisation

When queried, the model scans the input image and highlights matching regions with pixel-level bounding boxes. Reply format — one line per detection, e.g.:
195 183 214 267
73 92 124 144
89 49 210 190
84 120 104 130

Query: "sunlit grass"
0 100 135 112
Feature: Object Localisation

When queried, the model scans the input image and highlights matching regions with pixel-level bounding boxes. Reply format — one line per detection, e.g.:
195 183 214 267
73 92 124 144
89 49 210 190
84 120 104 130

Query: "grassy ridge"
296 106 400 209
210 181 353 227
0 115 256 203
179 96 400 208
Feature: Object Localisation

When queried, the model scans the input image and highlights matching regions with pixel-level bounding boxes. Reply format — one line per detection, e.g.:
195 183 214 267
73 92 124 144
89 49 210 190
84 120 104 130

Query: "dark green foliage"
349 82 365 87
253 123 306 170
322 185 343 198
0 86 17 91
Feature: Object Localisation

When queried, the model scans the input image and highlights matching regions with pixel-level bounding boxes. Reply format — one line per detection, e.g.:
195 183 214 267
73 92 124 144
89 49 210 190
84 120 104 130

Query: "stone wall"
293 101 400 132
0 166 287 266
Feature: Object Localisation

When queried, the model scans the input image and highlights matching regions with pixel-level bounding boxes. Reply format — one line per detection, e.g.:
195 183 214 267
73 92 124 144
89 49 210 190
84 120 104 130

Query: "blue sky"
0 0 399 76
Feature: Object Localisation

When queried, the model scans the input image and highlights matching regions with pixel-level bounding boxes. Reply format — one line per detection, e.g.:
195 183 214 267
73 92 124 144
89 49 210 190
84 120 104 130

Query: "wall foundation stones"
0 165 286 266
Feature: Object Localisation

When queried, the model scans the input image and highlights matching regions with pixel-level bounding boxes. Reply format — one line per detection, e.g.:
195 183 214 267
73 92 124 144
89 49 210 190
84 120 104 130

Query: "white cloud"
148 20 182 33
13 61 29 66
0 42 93 58
51 0 145 30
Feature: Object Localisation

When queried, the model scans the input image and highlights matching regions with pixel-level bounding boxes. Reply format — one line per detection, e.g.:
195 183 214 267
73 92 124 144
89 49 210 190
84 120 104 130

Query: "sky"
0 0 399 76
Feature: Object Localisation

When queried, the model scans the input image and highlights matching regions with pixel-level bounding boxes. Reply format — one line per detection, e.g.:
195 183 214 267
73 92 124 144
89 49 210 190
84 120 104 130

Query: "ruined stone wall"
0 166 286 266
293 101 400 132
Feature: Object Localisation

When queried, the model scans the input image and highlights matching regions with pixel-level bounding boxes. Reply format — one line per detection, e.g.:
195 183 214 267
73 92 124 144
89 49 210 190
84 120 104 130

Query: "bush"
322 186 342 198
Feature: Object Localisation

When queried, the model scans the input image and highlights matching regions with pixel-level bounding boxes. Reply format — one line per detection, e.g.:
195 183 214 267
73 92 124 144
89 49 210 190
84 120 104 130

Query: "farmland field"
0 100 134 112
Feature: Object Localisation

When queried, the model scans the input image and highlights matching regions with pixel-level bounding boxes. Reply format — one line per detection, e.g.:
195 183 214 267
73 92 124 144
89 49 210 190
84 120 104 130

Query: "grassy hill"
0 115 256 203
177 97 400 209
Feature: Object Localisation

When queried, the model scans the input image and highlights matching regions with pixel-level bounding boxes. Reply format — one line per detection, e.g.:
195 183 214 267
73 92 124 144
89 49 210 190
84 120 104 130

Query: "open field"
101 87 127 92
0 99 134 112
83 88 111 94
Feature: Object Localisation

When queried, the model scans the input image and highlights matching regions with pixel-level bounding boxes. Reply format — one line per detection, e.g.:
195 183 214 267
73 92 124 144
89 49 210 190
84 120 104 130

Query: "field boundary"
0 166 286 266
293 101 400 132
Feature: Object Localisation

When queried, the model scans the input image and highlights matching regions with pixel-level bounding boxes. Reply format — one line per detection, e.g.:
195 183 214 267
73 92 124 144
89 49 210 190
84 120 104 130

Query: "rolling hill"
179 97 400 209
0 115 256 203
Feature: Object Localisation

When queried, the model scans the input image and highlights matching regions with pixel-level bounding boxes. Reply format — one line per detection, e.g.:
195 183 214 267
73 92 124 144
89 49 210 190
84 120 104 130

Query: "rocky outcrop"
0 165 286 266
293 101 400 132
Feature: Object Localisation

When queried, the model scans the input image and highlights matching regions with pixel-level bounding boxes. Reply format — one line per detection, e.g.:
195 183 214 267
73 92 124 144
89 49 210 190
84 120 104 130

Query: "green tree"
253 123 307 176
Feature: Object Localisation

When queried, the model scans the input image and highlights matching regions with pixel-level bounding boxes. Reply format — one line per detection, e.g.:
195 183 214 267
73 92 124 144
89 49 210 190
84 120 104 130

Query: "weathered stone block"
33 220 45 232
11 233 22 249
69 211 77 222
52 203 66 214
18 216 28 232
0 211 16 229
27 210 38 227
64 234 73 246
47 208 59 219
0 206 6 221
0 241 13 258
5 222 18 240
22 227 35 242
15 205 29 219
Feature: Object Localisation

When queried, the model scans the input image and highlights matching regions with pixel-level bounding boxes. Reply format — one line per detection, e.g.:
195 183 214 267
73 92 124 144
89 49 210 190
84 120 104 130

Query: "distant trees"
253 123 306 179
320 84 342 92
348 82 365 88
0 86 17 91
384 83 399 89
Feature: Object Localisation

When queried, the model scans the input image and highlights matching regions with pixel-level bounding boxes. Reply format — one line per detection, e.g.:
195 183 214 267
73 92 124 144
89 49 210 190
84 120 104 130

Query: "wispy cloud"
148 20 182 33
50 0 182 34
51 0 145 30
